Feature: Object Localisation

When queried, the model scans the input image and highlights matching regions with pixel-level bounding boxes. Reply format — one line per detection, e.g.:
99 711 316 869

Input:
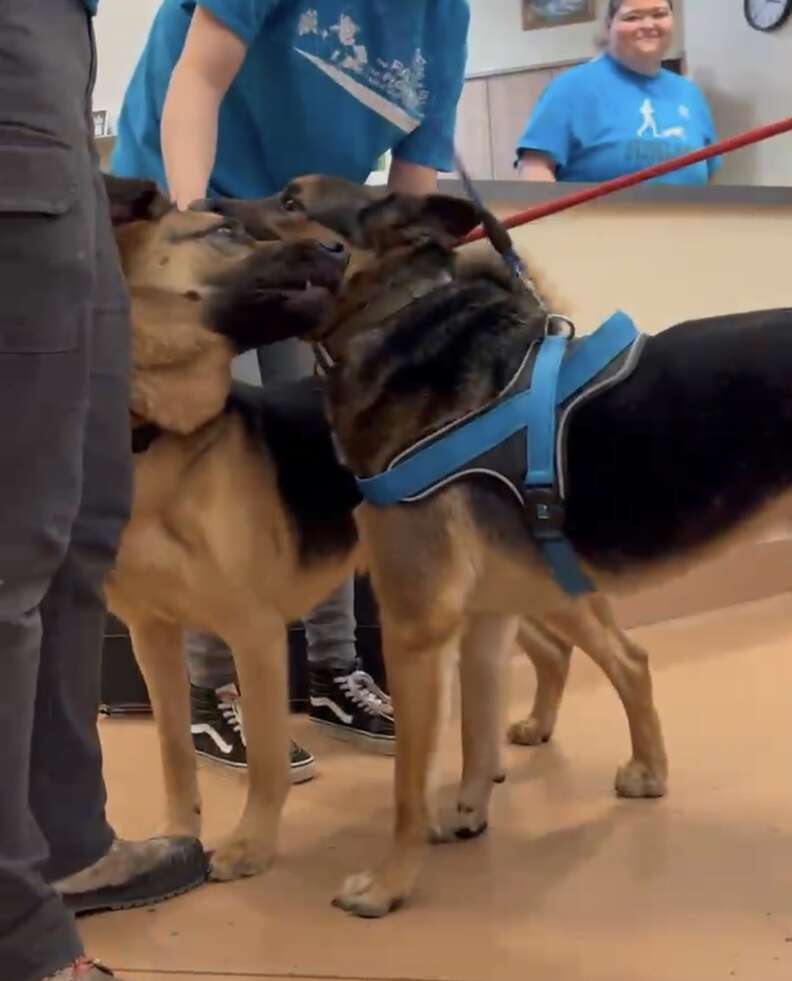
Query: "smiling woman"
517 0 721 186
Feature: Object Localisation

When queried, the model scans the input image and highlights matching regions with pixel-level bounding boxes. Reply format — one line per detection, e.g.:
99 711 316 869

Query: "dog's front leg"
445 613 517 839
128 618 202 837
508 617 572 746
333 616 461 918
208 609 290 881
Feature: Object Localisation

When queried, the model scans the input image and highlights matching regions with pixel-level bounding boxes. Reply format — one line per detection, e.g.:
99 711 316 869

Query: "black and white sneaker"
308 662 395 755
189 683 316 783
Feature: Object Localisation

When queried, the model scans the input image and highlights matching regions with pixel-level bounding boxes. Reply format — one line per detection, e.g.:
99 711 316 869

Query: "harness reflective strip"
556 310 638 405
358 385 539 507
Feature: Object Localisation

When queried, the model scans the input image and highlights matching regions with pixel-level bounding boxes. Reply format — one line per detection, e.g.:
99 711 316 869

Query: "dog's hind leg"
508 617 572 747
549 595 668 798
208 609 290 881
446 613 517 839
128 617 202 837
334 611 462 918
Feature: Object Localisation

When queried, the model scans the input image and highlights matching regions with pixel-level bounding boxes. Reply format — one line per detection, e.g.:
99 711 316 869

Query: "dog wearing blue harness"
214 174 792 919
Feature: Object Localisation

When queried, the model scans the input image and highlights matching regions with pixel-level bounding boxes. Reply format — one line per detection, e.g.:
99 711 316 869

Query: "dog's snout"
319 240 347 258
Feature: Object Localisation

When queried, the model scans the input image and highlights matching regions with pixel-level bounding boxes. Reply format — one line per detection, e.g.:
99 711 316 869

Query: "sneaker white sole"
309 717 395 756
195 749 317 784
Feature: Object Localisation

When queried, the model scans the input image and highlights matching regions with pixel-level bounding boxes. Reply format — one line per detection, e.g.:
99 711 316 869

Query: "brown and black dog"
214 175 792 917
103 175 359 881
104 174 568 904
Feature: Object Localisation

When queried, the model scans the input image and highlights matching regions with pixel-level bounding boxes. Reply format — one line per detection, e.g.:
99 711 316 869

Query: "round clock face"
745 0 792 31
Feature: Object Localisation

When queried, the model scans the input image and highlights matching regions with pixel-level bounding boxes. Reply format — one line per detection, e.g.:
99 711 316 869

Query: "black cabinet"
100 576 384 715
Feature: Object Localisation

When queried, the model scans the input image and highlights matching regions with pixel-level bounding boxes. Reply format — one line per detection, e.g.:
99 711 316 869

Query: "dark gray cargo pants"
0 2 132 978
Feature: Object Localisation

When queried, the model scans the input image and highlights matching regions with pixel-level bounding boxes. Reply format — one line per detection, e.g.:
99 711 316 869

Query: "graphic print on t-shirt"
294 8 426 133
626 97 693 167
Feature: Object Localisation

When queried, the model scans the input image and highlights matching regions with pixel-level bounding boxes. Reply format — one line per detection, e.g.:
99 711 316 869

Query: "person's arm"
517 151 557 182
514 77 573 183
387 158 438 195
161 6 247 208
387 0 469 192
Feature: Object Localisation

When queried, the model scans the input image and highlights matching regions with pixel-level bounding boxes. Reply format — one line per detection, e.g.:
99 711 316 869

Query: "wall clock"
744 0 792 32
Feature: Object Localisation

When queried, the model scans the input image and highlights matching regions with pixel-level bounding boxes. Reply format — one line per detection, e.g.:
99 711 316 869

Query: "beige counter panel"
462 198 792 335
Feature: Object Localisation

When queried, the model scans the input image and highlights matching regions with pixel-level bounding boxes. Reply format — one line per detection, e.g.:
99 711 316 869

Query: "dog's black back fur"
565 308 792 571
462 308 792 574
227 379 360 564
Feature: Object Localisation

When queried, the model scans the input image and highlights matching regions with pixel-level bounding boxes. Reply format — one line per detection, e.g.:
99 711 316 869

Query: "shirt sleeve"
391 0 470 173
696 88 722 177
515 75 575 172
181 1 278 46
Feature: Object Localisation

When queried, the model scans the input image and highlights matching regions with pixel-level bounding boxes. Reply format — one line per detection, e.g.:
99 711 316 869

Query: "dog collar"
313 270 454 371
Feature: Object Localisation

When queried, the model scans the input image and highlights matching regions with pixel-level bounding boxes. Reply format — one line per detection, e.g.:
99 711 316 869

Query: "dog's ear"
358 193 481 250
129 289 234 433
103 174 170 225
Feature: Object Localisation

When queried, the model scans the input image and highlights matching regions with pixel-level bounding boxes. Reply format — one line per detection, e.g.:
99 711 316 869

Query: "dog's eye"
211 224 235 238
282 197 300 213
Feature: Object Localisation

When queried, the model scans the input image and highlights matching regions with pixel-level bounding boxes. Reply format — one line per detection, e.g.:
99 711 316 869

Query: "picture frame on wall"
522 0 596 31
92 109 108 138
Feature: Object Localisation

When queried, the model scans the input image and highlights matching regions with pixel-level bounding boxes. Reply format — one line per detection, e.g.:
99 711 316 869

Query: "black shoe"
308 662 395 754
190 683 315 783
57 836 207 916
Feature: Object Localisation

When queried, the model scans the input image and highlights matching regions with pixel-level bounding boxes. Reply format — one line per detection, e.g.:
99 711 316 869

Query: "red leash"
460 115 792 245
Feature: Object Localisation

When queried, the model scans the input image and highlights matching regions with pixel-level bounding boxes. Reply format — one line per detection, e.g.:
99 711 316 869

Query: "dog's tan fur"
104 180 360 881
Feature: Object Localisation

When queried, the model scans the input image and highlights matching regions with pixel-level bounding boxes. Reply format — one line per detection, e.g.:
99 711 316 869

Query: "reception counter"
439 177 792 335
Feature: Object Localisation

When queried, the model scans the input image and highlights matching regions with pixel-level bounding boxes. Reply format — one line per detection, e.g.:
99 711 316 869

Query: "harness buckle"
546 314 576 339
523 486 566 538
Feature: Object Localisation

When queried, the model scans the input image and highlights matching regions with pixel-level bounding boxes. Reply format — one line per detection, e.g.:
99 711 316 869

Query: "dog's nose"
319 240 346 256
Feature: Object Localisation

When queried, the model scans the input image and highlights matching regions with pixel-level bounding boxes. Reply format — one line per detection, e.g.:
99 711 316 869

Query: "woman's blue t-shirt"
111 0 469 198
516 54 720 185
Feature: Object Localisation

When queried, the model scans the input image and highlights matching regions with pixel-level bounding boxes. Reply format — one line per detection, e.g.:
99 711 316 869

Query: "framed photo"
92 109 108 138
522 0 596 31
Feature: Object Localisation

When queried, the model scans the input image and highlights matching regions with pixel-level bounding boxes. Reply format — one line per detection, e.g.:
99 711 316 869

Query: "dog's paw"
614 760 667 799
208 837 274 881
452 801 489 840
507 716 553 746
431 801 489 844
332 870 405 918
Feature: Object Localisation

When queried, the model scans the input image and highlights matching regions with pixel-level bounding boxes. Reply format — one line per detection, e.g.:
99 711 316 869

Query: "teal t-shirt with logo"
516 54 721 185
111 0 469 198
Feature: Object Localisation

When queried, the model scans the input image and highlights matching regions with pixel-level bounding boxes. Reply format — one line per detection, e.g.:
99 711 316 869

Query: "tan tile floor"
84 594 792 981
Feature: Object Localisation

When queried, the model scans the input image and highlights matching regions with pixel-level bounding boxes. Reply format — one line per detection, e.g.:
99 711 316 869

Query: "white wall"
684 2 792 186
466 0 683 76
93 0 161 130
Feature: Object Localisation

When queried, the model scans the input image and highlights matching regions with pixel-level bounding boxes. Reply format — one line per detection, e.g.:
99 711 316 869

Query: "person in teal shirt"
112 0 469 202
111 0 470 779
517 0 720 185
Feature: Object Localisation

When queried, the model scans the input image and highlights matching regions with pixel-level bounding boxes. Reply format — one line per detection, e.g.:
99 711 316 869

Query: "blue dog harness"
355 310 645 595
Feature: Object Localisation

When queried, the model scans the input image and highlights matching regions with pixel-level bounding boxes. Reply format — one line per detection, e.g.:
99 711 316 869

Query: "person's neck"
608 50 662 78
